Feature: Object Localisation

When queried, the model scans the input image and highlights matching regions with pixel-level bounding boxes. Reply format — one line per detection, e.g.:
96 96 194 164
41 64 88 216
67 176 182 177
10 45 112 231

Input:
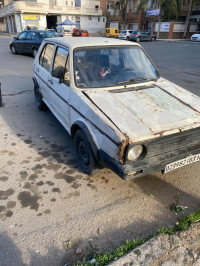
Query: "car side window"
17 32 27 40
52 46 70 86
26 32 37 40
39 43 55 72
145 31 150 35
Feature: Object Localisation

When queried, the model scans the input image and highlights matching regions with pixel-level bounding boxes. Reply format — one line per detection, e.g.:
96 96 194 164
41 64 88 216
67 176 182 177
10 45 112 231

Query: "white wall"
80 15 106 34
15 13 22 32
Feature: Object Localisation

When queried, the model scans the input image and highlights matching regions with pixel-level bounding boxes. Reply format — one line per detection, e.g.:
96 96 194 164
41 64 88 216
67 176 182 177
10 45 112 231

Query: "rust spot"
139 118 144 124
118 133 130 164
153 108 162 112
175 87 184 93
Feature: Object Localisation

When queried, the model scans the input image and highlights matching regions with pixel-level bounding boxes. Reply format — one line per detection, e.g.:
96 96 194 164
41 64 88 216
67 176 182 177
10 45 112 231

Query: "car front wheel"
74 130 97 175
10 45 17 54
32 48 38 58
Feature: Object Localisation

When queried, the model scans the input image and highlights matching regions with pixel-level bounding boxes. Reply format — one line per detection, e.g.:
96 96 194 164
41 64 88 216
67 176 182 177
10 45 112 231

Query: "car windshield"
121 31 127 34
74 46 159 88
39 31 57 38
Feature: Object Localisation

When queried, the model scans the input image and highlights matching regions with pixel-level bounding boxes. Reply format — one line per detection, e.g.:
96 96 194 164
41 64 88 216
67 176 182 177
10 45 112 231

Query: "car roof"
24 30 48 33
45 37 140 49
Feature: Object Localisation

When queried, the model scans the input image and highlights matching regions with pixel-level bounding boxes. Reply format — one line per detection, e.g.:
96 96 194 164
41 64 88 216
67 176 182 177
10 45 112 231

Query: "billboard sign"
146 9 160 16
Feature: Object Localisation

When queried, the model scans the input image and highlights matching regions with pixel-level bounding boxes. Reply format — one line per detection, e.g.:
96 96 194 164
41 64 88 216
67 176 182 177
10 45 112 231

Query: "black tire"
32 48 38 58
136 37 140 42
10 45 17 54
74 130 97 175
34 86 45 111
126 36 130 41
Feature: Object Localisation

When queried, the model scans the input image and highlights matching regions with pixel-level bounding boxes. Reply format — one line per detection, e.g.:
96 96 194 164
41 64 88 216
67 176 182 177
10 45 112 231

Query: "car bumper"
98 127 200 180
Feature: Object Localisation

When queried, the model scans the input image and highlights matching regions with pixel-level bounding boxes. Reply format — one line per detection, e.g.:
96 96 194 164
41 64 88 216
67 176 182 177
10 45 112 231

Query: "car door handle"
48 78 53 84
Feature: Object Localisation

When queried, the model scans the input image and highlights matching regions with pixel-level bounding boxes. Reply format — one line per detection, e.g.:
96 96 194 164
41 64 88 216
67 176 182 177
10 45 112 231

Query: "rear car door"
145 31 151 41
35 43 55 105
48 46 71 128
14 31 27 53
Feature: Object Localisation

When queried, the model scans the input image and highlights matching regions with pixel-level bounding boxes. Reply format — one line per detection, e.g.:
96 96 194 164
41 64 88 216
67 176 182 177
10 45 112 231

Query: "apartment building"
103 0 200 33
0 0 106 34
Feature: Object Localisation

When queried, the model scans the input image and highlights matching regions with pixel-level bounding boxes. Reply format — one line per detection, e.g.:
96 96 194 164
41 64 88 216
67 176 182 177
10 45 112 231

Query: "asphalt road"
0 36 200 265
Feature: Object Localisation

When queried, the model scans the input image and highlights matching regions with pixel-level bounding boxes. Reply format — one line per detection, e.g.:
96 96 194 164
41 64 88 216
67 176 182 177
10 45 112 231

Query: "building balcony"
0 1 102 17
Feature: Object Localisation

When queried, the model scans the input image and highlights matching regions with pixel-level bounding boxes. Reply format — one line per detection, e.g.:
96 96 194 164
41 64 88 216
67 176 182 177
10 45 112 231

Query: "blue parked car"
10 30 57 57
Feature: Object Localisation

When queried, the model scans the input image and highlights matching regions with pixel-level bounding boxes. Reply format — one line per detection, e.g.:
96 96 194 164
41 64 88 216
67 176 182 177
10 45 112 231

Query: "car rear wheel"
10 45 17 54
74 130 99 175
126 36 130 41
32 48 38 58
34 86 45 111
136 37 140 42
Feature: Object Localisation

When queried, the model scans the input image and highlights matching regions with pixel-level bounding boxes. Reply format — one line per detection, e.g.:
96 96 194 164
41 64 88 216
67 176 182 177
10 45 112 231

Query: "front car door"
48 46 71 128
23 31 36 53
35 42 55 104
14 31 27 53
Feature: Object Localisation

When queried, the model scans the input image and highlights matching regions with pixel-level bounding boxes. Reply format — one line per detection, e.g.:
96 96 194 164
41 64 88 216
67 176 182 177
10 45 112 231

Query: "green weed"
74 210 200 266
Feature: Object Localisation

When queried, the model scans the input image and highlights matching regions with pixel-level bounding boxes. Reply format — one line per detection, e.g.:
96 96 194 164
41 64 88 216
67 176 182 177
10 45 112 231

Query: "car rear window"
81 30 87 33
121 31 127 33
132 31 138 34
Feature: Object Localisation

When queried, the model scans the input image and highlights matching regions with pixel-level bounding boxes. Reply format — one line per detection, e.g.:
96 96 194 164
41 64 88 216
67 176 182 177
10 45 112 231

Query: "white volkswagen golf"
33 37 200 179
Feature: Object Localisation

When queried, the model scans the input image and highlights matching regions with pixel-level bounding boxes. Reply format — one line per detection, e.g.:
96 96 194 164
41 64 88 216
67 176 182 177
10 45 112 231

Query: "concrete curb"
109 222 200 265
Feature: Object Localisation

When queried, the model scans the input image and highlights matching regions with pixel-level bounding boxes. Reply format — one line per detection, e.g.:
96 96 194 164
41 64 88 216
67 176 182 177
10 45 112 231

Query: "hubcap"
78 140 89 165
11 46 15 53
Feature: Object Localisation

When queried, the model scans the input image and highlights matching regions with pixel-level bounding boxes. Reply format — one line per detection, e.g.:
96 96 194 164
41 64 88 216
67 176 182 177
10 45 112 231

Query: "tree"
137 0 181 38
183 0 193 38
114 0 134 29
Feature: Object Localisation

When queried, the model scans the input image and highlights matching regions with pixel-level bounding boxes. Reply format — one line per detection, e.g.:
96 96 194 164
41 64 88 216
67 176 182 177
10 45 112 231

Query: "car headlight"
127 145 143 161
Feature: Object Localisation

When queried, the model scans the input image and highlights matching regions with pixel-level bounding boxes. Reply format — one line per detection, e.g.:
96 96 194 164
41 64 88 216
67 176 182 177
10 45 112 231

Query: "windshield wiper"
116 78 157 85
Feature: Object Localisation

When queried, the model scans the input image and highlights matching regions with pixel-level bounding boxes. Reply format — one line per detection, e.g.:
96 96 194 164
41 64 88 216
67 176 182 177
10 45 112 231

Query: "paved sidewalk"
110 222 200 265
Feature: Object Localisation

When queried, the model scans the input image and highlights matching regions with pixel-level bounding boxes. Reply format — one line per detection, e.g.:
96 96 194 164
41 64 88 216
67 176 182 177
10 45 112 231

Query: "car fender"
71 120 99 160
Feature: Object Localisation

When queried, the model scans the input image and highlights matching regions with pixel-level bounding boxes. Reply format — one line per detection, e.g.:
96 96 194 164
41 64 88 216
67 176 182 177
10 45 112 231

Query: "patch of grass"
74 210 200 266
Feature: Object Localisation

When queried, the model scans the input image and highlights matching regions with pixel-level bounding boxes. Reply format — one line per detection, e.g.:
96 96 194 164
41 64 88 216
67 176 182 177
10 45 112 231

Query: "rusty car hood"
83 79 200 143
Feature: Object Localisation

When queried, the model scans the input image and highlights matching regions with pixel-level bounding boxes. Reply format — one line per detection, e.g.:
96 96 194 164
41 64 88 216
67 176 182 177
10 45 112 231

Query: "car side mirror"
13 37 17 40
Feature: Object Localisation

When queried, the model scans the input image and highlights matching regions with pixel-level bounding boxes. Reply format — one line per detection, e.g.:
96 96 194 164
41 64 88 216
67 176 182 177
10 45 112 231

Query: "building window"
71 1 73 5
88 16 92 20
50 0 57 7
103 18 105 22
95 5 99 9
71 16 74 20
0 18 4 24
98 17 100 22
66 1 68 5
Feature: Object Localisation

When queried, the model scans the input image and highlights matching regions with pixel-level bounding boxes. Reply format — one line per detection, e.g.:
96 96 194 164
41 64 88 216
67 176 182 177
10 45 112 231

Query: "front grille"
145 127 200 158
124 127 200 169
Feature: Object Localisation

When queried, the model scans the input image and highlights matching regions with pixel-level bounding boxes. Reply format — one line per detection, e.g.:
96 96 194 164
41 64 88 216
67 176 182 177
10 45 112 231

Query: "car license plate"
164 154 200 173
